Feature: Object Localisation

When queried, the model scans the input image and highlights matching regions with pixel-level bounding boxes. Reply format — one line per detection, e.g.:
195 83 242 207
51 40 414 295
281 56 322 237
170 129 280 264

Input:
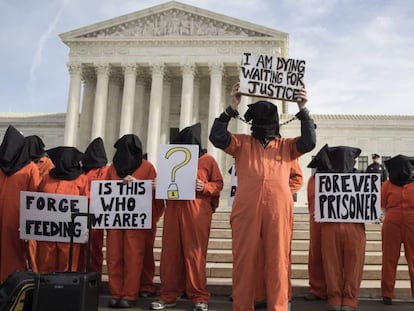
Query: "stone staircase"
102 210 412 299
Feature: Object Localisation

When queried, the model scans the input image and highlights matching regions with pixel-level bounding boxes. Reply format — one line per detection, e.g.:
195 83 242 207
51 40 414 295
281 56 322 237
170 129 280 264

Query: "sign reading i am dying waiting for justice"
315 173 382 223
239 52 305 101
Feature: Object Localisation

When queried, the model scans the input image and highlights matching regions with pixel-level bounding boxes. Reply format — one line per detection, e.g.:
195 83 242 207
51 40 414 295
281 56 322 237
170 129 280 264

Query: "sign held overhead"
239 52 306 101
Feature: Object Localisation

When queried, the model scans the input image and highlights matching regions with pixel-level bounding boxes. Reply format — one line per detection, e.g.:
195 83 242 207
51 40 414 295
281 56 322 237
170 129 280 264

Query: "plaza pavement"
98 294 414 311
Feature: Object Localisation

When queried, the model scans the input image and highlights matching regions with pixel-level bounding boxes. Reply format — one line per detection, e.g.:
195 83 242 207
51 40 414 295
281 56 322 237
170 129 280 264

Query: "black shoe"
254 300 267 309
304 293 324 301
382 296 393 305
139 291 157 298
108 298 119 308
117 299 136 308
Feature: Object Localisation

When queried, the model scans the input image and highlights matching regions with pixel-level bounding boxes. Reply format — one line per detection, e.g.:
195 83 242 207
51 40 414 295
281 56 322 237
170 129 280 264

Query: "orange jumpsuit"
28 156 54 272
0 162 40 283
106 160 164 302
158 153 223 305
306 175 327 299
36 173 90 273
78 166 109 273
381 180 414 298
226 135 302 311
254 159 304 302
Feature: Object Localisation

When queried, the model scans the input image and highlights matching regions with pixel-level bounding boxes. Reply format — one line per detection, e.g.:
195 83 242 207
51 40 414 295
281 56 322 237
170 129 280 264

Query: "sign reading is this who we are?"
239 52 306 102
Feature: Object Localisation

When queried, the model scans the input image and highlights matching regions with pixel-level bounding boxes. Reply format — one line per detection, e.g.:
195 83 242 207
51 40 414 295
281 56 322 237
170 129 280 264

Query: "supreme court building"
2 1 414 210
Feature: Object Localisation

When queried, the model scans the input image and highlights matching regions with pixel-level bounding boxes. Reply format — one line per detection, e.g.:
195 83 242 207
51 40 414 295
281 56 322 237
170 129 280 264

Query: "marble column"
133 75 146 140
160 76 171 144
119 64 137 136
91 63 110 140
63 63 82 146
78 69 96 151
192 76 200 124
207 63 224 161
146 63 164 164
105 73 123 160
179 63 195 130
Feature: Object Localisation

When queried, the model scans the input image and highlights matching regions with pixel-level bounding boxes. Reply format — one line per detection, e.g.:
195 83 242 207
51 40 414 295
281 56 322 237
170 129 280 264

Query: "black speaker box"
32 271 100 311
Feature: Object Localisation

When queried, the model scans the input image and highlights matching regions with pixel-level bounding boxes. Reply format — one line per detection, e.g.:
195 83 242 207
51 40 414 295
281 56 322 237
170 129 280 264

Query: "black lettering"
26 196 35 209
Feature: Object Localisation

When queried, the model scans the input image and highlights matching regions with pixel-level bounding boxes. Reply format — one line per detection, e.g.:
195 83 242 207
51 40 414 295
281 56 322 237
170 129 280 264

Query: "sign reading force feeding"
315 173 382 223
239 52 306 101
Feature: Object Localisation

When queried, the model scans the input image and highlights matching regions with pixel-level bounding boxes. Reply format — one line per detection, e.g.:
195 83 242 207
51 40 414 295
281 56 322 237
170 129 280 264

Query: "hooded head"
82 137 108 172
327 146 361 173
113 134 143 178
25 135 46 161
384 154 414 186
307 144 331 173
244 101 279 140
0 125 31 176
47 146 84 180
308 144 361 174
171 123 204 156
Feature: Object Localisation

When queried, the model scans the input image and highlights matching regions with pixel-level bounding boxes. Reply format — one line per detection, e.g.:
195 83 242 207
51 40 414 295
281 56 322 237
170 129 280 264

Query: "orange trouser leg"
381 216 403 299
37 241 58 273
181 205 212 304
342 224 365 308
56 242 80 272
402 212 414 297
262 207 292 311
308 217 327 298
139 226 157 294
254 241 266 302
106 230 124 299
159 208 185 303
28 240 38 272
90 229 104 273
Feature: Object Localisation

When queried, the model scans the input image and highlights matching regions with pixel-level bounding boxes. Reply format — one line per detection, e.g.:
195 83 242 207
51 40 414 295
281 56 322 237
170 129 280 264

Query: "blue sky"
1 0 413 115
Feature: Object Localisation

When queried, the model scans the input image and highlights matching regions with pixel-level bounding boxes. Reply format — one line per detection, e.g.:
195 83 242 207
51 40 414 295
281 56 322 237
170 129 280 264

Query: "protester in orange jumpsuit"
254 159 304 308
25 135 54 272
209 82 316 311
319 145 365 311
78 137 109 274
151 123 223 311
36 146 89 273
106 134 164 309
381 154 414 305
138 153 161 299
0 125 40 284
304 144 330 301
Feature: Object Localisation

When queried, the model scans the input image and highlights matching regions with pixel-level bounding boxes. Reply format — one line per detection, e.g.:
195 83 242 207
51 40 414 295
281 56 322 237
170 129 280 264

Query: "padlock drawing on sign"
167 182 179 199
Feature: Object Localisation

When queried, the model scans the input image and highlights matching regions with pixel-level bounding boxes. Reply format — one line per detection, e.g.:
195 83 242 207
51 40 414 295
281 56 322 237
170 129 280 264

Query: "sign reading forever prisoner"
315 173 382 223
239 52 305 101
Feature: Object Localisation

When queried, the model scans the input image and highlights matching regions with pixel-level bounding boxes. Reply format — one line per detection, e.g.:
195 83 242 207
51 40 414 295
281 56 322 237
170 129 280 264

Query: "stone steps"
101 211 412 299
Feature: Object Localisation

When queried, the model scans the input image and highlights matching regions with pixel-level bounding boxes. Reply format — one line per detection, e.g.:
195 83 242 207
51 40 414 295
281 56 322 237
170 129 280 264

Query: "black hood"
47 146 84 180
244 101 280 140
82 137 108 172
385 154 414 186
113 134 143 178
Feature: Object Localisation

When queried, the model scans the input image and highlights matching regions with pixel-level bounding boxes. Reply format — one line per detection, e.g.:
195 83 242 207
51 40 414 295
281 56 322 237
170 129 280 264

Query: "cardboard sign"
20 191 88 243
156 144 199 200
239 52 305 101
315 173 382 223
90 180 152 229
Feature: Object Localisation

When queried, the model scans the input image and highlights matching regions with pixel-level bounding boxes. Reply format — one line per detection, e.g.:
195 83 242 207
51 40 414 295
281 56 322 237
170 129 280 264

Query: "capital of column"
150 63 165 76
82 68 96 84
67 62 82 77
208 62 224 76
181 63 196 76
122 63 138 75
94 63 111 77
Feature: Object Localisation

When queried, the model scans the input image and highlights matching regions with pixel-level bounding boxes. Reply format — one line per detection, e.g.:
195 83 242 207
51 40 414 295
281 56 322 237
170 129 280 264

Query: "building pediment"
60 1 287 41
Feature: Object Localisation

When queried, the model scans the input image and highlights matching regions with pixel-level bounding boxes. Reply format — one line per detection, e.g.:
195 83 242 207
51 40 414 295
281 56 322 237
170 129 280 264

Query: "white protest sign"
239 52 305 101
90 180 152 229
228 164 237 208
315 173 382 223
156 144 198 200
20 191 88 243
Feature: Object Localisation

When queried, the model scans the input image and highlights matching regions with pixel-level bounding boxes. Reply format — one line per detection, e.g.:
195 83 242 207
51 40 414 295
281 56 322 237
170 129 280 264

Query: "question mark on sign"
139 213 147 228
165 147 192 199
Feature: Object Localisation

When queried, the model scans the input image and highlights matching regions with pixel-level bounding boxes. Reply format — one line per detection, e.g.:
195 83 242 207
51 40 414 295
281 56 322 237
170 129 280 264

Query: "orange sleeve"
289 160 303 194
